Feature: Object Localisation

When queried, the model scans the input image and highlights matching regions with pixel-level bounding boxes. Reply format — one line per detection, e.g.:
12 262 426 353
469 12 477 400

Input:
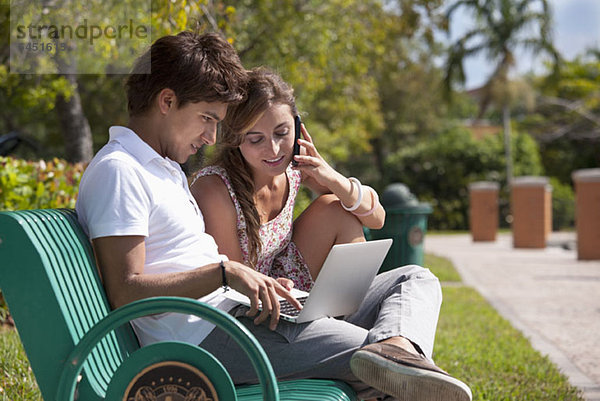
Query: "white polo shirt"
76 126 236 346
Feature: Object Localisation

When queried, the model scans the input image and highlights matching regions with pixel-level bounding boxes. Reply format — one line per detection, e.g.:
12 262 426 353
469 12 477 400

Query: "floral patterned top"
193 165 314 291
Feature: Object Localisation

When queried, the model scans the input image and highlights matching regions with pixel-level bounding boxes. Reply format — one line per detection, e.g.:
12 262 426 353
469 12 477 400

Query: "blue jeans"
200 265 443 399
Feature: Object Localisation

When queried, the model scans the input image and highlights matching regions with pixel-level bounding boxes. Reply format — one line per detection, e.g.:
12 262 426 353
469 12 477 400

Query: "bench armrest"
56 296 278 401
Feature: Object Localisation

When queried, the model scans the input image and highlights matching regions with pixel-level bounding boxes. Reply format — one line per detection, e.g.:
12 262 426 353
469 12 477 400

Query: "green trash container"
367 183 432 271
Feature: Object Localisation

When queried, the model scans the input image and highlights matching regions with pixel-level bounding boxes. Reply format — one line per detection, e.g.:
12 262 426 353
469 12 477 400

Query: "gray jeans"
200 265 442 399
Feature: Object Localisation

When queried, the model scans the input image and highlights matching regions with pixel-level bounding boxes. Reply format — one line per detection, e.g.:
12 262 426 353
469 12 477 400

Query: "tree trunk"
503 105 513 186
370 136 386 183
55 74 93 163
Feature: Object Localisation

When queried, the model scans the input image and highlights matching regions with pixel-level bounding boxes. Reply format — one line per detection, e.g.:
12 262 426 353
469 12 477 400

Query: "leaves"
1 0 449 174
444 0 559 115
222 0 447 167
0 156 84 211
383 126 543 229
520 56 600 183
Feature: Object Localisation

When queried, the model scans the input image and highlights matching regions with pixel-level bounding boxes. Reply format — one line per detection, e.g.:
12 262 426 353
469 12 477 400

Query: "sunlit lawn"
0 326 41 400
0 253 584 400
434 286 582 400
424 252 463 282
428 257 583 401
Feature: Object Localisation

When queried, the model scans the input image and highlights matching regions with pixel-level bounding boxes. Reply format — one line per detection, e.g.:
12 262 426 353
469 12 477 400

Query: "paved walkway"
425 232 600 401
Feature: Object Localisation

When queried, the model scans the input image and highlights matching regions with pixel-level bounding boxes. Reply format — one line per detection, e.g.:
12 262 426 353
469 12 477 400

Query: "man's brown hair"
126 31 246 116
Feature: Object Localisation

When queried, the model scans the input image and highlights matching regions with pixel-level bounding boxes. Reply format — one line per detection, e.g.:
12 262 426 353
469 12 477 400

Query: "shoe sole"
350 350 472 401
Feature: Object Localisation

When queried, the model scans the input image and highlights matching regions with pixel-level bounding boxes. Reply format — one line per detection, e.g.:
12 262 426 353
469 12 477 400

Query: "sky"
446 0 600 89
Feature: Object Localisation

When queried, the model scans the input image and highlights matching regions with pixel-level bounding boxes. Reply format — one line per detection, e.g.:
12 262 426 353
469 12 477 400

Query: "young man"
76 31 471 401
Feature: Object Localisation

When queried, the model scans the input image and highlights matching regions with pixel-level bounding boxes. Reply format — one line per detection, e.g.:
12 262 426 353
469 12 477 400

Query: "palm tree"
444 0 560 185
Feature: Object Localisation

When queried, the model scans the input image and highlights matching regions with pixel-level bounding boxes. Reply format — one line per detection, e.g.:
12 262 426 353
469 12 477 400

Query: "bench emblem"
124 361 219 401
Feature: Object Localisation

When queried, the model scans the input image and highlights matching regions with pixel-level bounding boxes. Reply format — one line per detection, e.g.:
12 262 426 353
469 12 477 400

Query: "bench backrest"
0 209 139 400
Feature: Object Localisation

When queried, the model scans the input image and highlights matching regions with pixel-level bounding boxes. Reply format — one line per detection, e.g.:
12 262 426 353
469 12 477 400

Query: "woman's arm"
192 174 297 292
190 175 245 262
295 126 385 229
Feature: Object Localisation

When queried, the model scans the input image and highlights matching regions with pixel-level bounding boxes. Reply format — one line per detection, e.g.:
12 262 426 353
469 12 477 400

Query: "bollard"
572 169 600 260
511 176 552 248
468 181 500 241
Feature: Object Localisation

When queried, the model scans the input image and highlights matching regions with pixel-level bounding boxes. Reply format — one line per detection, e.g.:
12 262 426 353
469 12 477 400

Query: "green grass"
0 253 584 401
427 230 471 236
425 253 463 282
435 287 583 401
0 327 42 401
425 253 583 401
427 229 512 236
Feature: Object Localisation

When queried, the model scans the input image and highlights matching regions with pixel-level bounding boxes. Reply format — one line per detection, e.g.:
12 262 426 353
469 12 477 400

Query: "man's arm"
92 235 301 330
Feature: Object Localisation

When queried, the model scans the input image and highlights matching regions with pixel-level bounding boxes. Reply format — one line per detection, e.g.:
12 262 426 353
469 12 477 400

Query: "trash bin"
368 183 432 272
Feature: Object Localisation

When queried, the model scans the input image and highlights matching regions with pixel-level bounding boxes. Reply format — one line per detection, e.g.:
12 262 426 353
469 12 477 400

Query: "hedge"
382 126 545 230
0 156 84 211
0 156 85 324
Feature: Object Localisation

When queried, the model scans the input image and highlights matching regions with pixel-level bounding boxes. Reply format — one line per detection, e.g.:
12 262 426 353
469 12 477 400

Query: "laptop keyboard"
279 296 308 317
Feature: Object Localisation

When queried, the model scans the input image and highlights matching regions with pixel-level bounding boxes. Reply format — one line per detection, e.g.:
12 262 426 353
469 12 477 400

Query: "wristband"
352 186 380 217
341 177 363 212
220 260 229 291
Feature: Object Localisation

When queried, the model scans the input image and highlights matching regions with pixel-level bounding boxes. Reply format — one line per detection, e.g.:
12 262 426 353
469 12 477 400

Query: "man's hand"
276 277 295 291
92 236 300 330
225 261 302 330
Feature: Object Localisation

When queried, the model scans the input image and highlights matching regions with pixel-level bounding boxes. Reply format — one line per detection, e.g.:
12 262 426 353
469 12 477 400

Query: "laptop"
223 238 393 323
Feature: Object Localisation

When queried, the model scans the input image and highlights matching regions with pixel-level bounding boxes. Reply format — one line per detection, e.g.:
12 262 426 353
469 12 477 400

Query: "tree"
1 0 210 162
3 0 451 176
220 0 451 183
444 0 559 185
3 0 155 162
226 0 386 164
367 0 450 181
519 52 600 183
0 1 72 159
382 125 544 229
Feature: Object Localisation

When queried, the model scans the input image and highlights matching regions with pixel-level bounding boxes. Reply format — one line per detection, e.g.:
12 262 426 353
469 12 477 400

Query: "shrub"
0 156 85 323
549 177 575 230
0 156 85 324
383 126 544 230
0 156 84 211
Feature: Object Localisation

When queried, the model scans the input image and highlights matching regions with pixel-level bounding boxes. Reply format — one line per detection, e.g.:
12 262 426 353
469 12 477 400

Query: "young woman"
190 68 472 401
190 67 385 291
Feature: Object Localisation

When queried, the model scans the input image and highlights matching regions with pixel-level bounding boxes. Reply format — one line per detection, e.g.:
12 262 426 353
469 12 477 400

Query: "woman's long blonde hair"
210 67 298 268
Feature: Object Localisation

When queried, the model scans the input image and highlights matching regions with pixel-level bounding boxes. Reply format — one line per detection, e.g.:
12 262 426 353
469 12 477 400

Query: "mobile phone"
292 115 302 166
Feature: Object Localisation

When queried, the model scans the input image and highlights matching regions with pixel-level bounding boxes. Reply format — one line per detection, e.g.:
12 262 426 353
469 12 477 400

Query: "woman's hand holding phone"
293 117 386 227
292 120 343 190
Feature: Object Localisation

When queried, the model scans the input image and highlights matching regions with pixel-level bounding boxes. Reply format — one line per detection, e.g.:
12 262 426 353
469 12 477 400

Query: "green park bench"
0 209 357 401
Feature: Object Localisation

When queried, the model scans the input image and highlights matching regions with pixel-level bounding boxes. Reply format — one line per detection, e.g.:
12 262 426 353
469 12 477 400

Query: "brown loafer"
350 343 472 401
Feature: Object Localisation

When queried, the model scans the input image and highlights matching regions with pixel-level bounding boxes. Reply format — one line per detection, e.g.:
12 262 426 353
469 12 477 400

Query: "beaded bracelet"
340 177 363 212
352 186 380 217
